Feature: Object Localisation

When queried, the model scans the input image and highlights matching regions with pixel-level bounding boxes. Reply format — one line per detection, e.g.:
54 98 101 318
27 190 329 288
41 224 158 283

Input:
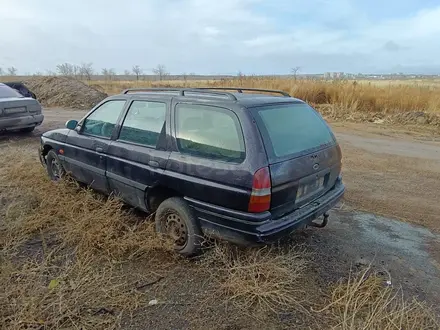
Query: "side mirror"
65 119 78 130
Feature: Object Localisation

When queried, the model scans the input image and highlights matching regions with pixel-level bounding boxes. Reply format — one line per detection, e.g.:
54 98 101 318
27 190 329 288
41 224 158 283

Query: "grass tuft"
202 243 309 314
317 266 440 330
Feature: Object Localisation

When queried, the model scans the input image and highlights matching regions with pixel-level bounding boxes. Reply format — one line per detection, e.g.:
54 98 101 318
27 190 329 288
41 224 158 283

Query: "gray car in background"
0 83 43 133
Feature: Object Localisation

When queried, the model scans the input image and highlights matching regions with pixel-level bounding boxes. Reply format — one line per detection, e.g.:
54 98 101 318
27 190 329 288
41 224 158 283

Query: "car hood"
42 128 70 142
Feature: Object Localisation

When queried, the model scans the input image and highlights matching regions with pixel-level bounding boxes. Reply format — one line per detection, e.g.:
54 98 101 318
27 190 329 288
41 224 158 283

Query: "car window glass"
175 104 245 162
0 84 23 98
82 100 126 138
119 101 166 147
255 103 334 158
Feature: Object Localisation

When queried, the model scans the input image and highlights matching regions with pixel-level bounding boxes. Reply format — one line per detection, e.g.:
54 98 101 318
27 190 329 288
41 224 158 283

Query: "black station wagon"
39 88 345 256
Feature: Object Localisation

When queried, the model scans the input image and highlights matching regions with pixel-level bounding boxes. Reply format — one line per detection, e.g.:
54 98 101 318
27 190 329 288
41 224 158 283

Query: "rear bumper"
186 179 345 245
0 114 44 130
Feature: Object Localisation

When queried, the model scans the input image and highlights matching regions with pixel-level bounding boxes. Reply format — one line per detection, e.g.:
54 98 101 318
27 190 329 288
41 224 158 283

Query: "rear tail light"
248 167 271 213
28 104 40 113
336 143 343 175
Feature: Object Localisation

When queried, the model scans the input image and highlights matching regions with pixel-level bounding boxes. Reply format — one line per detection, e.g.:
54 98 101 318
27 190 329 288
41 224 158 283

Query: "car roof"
229 92 305 107
113 88 306 108
2 81 24 86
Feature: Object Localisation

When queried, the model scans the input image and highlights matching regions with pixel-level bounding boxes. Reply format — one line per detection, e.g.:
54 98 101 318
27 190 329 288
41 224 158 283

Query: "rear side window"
119 100 166 147
175 104 245 162
0 84 23 98
254 103 335 160
82 100 126 138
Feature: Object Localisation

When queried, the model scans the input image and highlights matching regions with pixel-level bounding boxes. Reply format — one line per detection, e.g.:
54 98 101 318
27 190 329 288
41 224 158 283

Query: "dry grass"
318 266 440 330
1 252 146 329
0 146 173 329
89 77 440 116
1 144 439 329
0 146 169 259
202 243 309 314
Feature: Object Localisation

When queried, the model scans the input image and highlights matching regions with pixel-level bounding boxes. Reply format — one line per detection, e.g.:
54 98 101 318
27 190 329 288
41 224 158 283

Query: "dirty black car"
39 87 345 256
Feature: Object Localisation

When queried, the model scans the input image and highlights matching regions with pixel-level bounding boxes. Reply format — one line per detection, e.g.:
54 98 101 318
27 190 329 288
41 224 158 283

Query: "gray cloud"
1 0 440 74
383 41 404 52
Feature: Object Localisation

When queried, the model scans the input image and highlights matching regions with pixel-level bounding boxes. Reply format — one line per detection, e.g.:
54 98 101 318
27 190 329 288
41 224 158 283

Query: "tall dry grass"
89 77 440 115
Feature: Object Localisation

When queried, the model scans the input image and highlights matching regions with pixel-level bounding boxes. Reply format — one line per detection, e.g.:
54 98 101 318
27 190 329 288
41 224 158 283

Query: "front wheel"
155 197 203 257
46 150 65 181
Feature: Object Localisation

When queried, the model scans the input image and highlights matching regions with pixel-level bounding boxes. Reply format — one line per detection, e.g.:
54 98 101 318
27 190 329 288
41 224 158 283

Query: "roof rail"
193 87 291 97
121 87 238 100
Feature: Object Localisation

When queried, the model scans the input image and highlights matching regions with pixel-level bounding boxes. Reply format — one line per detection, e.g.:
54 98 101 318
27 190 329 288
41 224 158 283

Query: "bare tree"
152 64 169 81
73 65 81 78
79 62 94 80
0 68 3 76
33 71 43 76
291 66 301 80
7 66 17 76
132 65 142 81
124 69 131 76
102 68 116 80
56 63 75 76
109 68 116 80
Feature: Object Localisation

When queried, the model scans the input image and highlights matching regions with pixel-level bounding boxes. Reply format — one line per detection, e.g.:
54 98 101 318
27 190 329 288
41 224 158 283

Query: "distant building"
323 72 345 79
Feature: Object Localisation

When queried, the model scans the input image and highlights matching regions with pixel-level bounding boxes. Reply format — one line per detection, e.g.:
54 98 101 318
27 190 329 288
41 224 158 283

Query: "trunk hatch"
0 98 40 118
251 102 342 219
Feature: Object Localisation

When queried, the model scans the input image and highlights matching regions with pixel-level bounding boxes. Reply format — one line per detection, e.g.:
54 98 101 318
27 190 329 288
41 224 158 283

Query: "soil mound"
25 77 107 110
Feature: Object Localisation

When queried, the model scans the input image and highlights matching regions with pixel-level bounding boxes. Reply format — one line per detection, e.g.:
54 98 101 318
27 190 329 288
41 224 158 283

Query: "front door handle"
96 147 103 153
148 160 159 168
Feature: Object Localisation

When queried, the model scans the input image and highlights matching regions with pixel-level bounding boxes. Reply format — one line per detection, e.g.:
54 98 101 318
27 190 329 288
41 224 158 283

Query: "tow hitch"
309 212 329 228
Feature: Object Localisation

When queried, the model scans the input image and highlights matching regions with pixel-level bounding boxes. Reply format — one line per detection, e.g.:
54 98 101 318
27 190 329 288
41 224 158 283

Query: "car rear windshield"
253 103 335 160
0 84 23 98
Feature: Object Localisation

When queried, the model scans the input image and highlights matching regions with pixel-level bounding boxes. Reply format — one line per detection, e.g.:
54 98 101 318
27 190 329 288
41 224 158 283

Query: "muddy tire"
46 150 65 181
155 197 203 257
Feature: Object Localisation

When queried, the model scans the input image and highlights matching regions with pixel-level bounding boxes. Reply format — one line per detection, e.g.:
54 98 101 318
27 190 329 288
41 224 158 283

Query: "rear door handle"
148 160 159 168
96 147 103 153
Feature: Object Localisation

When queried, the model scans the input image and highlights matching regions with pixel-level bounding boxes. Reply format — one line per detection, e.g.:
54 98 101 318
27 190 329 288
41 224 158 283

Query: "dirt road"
1 108 440 310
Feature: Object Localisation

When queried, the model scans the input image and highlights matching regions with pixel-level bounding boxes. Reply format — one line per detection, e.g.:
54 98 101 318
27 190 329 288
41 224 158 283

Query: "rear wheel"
20 126 35 133
155 197 203 257
46 150 65 181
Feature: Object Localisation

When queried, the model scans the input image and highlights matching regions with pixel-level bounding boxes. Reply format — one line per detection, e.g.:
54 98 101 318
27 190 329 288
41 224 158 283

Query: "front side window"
82 100 126 138
175 104 245 162
119 101 166 147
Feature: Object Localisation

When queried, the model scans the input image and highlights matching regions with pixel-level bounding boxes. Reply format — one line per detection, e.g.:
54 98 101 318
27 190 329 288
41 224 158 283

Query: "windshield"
0 84 23 99
253 103 335 160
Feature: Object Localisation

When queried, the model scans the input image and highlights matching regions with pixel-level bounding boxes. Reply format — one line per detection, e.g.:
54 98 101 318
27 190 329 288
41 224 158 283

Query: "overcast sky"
1 0 440 75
